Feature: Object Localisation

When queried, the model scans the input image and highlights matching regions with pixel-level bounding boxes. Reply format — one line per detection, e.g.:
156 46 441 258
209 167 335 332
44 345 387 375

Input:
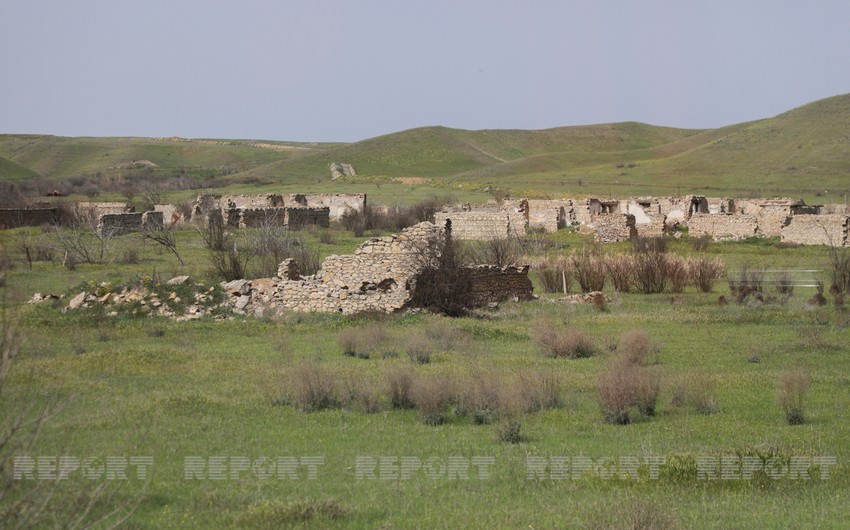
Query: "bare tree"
139 222 183 266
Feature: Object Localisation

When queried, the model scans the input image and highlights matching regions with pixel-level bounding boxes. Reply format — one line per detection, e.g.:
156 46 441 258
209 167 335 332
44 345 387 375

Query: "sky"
2 0 849 142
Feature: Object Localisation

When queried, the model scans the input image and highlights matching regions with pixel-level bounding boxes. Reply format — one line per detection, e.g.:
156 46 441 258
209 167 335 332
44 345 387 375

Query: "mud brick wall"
97 213 142 236
466 265 534 305
0 208 58 229
687 213 758 241
593 214 636 242
237 208 285 228
781 215 849 246
285 207 330 229
142 211 164 229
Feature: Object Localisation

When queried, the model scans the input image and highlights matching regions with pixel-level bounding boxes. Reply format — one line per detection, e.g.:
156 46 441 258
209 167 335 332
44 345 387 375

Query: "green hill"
2 94 849 203
0 153 38 178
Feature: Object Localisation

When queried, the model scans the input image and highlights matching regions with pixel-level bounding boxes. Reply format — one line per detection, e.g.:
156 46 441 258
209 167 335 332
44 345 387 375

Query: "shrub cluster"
553 251 724 294
596 329 661 424
530 319 597 359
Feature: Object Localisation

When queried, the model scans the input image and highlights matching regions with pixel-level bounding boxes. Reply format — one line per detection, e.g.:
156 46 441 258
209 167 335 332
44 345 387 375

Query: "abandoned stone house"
96 211 164 236
222 221 534 316
190 193 366 229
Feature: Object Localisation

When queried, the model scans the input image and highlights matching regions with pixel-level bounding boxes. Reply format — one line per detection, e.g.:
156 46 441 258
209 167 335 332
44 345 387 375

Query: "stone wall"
97 213 142 236
0 208 58 229
434 210 528 240
780 215 849 246
284 207 330 229
687 213 758 241
217 222 534 315
593 214 636 242
466 265 534 305
297 193 366 218
525 199 571 232
154 204 182 227
78 201 133 217
235 208 286 228
222 194 284 209
96 211 163 236
634 214 667 238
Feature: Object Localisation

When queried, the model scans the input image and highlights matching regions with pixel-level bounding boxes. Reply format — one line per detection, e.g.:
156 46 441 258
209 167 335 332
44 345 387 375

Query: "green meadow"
1 224 848 528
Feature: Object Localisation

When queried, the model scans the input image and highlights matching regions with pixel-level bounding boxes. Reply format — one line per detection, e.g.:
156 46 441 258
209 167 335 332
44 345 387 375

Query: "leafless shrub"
634 367 661 417
337 328 370 359
247 219 320 278
668 258 688 293
774 271 795 297
778 370 811 425
341 377 383 413
405 332 434 364
424 320 468 352
631 252 672 294
200 209 229 251
410 374 455 425
462 369 506 425
596 361 637 425
605 254 632 293
531 319 597 359
688 256 724 293
571 249 606 293
632 236 668 254
533 256 572 294
287 362 340 412
54 222 119 265
316 228 336 244
140 222 183 266
514 369 562 413
384 365 415 409
617 329 657 366
494 415 523 443
466 236 520 268
691 233 712 251
119 246 140 264
672 372 719 414
728 263 765 303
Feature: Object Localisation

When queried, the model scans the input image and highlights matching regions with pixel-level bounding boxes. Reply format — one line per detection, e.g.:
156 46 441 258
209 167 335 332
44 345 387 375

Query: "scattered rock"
166 275 190 285
68 292 87 310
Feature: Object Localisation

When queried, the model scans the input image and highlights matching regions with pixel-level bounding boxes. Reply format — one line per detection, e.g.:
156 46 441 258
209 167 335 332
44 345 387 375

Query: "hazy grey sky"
2 0 849 142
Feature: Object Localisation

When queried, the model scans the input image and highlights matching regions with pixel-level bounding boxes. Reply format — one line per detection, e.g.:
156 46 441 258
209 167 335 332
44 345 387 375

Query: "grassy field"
1 224 848 528
3 93 850 204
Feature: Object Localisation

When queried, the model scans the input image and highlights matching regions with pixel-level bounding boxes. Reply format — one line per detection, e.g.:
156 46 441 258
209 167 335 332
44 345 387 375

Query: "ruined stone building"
222 221 534 315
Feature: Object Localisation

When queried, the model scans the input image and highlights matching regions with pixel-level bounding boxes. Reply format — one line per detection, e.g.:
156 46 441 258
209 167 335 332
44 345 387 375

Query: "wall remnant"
686 213 759 241
0 208 58 229
780 215 849 246
592 214 636 242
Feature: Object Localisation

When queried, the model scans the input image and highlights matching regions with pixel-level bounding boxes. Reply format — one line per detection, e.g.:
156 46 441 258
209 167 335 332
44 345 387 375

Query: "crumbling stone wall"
635 213 667 238
221 222 534 316
154 204 182 227
687 213 758 241
593 214 636 242
0 208 58 229
77 202 133 218
298 193 366 218
780 215 849 246
434 210 527 240
522 199 572 232
222 194 284 209
236 208 286 228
